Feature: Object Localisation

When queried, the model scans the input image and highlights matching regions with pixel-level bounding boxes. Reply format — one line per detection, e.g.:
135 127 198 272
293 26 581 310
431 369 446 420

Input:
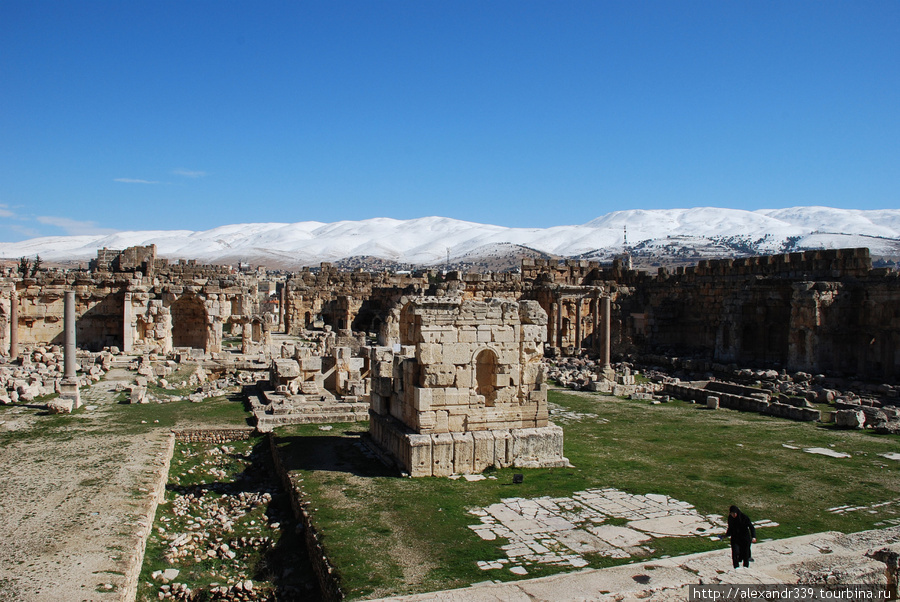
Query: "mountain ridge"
2 206 898 268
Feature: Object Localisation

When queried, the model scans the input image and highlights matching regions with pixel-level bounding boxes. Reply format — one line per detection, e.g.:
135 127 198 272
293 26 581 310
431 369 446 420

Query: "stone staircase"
254 395 370 430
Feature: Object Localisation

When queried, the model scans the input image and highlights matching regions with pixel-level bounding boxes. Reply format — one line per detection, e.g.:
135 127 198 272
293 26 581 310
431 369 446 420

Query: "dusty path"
0 369 172 602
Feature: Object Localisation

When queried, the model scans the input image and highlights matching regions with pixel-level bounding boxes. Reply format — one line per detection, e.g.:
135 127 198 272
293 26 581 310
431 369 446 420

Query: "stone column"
56 290 81 410
9 289 17 360
556 296 563 348
574 299 582 352
241 321 252 354
123 292 133 353
279 284 286 330
64 291 76 379
592 293 600 350
600 295 611 370
548 302 558 350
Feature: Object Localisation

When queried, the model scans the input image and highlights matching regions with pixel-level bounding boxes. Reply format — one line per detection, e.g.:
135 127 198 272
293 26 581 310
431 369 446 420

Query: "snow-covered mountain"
2 207 899 267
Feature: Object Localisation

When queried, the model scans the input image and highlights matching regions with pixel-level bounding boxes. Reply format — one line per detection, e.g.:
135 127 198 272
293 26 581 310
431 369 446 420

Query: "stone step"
257 411 369 427
289 403 370 414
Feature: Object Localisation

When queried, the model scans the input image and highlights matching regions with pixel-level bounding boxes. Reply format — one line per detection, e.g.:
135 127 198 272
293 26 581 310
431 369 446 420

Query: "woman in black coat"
725 505 757 568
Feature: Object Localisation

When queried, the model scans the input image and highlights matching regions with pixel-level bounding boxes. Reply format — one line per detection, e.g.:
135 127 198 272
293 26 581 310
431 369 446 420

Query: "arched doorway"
399 303 415 345
475 349 498 406
170 296 208 350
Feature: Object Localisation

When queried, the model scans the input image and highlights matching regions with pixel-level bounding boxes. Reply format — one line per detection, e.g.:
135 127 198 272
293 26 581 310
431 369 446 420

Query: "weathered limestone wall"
5 245 899 383
526 248 900 381
369 297 567 477
283 265 433 335
2 253 258 355
6 278 126 351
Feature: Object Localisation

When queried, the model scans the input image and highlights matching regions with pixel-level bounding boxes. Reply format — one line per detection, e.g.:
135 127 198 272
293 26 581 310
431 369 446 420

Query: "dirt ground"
0 369 174 602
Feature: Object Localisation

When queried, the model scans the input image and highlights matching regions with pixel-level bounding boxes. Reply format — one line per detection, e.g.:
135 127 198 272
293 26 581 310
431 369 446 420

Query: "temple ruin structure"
367 296 568 476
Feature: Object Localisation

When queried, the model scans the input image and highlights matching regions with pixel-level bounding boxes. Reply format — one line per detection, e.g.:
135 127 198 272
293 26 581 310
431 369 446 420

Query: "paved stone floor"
374 526 900 602
468 488 777 575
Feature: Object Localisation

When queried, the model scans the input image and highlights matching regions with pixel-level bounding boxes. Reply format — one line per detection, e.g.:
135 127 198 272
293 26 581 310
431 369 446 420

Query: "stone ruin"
3 244 900 432
249 339 371 430
367 296 568 477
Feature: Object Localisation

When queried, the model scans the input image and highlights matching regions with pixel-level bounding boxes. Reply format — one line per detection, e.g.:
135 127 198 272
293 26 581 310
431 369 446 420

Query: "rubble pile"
141 442 315 601
117 358 252 404
543 356 663 399
0 345 114 404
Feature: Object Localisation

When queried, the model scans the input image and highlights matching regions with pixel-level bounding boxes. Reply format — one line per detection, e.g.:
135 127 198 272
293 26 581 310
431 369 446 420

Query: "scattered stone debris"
827 497 900 515
139 440 317 601
0 346 115 404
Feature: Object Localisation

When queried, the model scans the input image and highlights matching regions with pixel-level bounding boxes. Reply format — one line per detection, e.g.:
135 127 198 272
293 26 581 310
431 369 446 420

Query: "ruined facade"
368 297 568 477
1 247 261 356
3 246 898 382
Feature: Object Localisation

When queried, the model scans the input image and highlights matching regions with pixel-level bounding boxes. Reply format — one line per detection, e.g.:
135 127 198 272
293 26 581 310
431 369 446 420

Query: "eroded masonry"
368 297 567 476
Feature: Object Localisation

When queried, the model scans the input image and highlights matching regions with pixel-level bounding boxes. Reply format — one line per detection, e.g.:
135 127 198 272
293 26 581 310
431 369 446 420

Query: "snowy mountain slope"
1 207 897 266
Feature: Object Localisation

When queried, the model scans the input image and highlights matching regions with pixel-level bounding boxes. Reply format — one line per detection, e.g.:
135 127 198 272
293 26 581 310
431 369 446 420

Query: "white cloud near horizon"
0 204 15 218
173 168 207 178
114 177 159 184
9 224 41 238
36 216 119 236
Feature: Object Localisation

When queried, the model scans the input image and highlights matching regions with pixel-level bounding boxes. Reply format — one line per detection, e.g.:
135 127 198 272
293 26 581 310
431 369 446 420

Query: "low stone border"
123 432 176 602
267 433 344 602
172 427 256 443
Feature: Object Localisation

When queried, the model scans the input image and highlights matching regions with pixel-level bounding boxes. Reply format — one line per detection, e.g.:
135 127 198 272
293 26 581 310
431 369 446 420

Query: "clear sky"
1 1 898 242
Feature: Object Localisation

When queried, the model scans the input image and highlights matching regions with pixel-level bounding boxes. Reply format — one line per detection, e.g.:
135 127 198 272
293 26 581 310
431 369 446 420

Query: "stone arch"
474 348 498 407
170 295 208 350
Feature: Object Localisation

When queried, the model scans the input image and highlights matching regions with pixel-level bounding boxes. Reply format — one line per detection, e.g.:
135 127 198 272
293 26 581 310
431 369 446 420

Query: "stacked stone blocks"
369 296 567 477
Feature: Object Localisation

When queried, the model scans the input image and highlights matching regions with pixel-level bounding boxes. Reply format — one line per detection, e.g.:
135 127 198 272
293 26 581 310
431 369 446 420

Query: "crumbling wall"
368 296 567 476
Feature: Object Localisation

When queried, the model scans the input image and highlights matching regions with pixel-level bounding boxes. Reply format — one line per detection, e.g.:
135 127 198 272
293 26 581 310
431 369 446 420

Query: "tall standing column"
279 284 286 330
600 295 611 370
9 289 18 360
592 293 600 350
548 302 558 350
123 292 133 353
57 290 81 410
64 291 76 378
574 299 582 352
556 296 564 348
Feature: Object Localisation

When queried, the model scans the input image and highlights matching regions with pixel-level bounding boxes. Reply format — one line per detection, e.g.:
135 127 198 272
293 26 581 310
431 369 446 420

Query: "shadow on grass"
276 430 398 478
277 425 400 477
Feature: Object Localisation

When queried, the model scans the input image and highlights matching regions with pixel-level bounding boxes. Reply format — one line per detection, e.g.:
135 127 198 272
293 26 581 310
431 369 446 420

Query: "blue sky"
1 1 898 241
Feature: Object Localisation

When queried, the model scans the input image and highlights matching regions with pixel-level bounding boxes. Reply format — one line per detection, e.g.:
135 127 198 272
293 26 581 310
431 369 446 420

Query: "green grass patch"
276 392 900 600
103 394 251 433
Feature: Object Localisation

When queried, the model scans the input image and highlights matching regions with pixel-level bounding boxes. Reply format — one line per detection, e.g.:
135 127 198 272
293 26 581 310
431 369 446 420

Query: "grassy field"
274 390 900 600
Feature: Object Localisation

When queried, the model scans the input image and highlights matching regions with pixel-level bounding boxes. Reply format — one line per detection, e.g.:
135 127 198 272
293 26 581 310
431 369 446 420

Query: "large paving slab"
372 526 900 601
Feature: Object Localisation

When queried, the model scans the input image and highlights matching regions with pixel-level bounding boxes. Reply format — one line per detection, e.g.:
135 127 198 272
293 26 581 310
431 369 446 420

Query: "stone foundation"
370 411 568 477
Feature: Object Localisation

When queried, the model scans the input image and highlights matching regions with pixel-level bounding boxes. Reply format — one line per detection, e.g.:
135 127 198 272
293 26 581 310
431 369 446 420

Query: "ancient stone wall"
282 265 434 336
2 253 258 355
5 245 899 382
173 428 255 443
368 297 567 477
524 248 900 381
